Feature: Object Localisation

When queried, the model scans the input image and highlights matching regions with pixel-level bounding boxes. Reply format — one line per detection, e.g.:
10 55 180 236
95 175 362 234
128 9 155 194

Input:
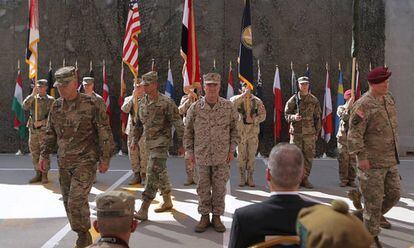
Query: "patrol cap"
298 76 310 84
82 77 95 85
344 89 352 100
141 71 158 86
35 79 48 87
203 72 221 84
367 66 392 84
296 200 373 248
95 190 135 218
54 66 76 87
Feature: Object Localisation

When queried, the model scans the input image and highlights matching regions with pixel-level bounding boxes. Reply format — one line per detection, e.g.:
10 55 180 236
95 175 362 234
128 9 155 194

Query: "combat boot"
194 214 210 233
239 171 246 187
247 172 255 187
347 189 362 210
154 193 173 213
74 231 92 248
135 200 151 221
380 215 391 229
41 172 49 184
29 171 42 183
300 178 314 189
184 177 195 186
129 172 141 185
211 215 226 232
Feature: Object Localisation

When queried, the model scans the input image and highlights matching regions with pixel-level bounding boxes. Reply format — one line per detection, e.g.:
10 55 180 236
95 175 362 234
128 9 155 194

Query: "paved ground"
0 154 413 248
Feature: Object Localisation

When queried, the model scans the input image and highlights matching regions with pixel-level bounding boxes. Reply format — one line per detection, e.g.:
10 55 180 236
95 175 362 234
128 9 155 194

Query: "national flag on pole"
226 61 234 100
355 62 361 100
123 0 141 77
26 0 39 79
165 61 174 100
47 61 56 98
102 60 111 120
273 65 283 141
322 64 333 142
238 0 253 90
181 0 201 91
12 63 27 140
291 63 297 94
119 61 128 135
335 64 344 135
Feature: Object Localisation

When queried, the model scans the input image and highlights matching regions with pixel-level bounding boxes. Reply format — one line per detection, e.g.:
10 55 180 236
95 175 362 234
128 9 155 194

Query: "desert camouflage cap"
35 79 48 87
298 76 310 84
95 190 135 218
141 71 158 85
203 72 221 84
54 66 76 87
82 77 95 85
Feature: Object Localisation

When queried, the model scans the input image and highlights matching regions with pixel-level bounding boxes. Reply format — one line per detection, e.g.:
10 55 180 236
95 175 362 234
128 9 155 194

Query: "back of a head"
268 143 304 189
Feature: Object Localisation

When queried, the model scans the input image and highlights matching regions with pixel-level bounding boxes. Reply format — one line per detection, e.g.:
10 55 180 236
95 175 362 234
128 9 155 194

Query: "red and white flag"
181 0 201 91
273 66 283 141
25 0 39 79
321 65 333 142
226 61 234 99
119 61 128 135
102 60 111 120
122 0 141 77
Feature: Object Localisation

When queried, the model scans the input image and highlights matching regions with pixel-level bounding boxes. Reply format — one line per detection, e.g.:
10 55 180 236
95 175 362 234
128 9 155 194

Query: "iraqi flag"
321 65 333 142
12 66 27 140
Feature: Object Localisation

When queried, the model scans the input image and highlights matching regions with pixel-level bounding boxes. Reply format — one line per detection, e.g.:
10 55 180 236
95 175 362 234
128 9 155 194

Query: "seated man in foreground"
229 143 317 248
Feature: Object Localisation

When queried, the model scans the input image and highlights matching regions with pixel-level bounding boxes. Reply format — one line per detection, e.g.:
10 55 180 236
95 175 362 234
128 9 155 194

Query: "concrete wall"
385 0 414 156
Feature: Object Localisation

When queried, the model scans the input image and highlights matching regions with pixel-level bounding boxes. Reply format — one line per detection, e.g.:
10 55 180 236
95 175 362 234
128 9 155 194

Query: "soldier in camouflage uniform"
184 73 240 233
284 76 321 188
348 67 400 247
230 83 266 187
336 89 357 187
121 79 146 185
134 71 184 221
23 79 55 184
38 66 114 248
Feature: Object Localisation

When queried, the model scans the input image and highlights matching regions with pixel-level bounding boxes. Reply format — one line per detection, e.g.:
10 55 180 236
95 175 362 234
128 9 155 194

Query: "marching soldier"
230 83 266 187
39 66 114 248
134 71 184 221
23 79 55 184
284 76 321 188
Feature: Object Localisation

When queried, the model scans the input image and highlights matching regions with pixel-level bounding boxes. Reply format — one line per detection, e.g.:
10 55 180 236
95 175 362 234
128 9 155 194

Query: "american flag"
123 0 141 77
26 0 39 79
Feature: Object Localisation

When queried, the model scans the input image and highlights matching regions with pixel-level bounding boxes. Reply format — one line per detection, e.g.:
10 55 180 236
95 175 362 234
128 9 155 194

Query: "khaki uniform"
135 92 184 201
336 103 356 184
284 93 321 179
23 94 55 171
230 94 266 183
40 93 114 234
184 97 240 215
348 91 401 236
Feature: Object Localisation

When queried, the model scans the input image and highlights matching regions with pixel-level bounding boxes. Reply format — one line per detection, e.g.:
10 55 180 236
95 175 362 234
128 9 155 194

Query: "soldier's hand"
348 96 355 107
178 146 185 156
358 160 370 170
38 158 48 173
294 114 302 121
98 163 109 173
32 86 39 95
226 152 234 164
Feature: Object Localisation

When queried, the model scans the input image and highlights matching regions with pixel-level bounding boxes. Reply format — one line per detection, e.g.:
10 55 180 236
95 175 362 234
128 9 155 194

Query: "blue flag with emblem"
335 67 344 135
165 61 174 100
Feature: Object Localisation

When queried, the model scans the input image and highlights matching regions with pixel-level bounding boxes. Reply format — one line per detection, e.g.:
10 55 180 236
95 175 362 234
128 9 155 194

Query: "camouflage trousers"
237 134 258 174
337 142 356 183
141 147 171 201
184 151 198 182
197 164 230 216
290 134 315 178
127 135 147 174
357 165 401 236
59 159 97 233
29 129 50 171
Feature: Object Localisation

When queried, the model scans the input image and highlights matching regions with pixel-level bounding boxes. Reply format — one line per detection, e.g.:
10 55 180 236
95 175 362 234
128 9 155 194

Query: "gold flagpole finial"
103 59 105 67
306 63 309 70
338 61 341 70
276 64 279 69
326 62 329 71
213 59 216 69
290 61 293 70
229 60 232 68
369 62 372 71
63 58 66 67
168 60 171 69
90 60 93 71
258 59 260 68
75 60 78 69
18 59 20 71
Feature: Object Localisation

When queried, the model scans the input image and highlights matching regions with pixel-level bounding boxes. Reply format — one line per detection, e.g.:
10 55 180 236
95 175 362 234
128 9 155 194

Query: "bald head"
267 143 304 189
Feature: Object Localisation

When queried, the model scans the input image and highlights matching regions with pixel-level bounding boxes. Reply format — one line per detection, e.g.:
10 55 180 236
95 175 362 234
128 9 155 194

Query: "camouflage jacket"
135 92 183 151
178 94 196 124
336 102 351 144
348 91 399 168
40 93 114 165
230 93 266 136
23 94 55 130
184 97 240 166
284 93 321 135
91 92 106 110
121 95 142 136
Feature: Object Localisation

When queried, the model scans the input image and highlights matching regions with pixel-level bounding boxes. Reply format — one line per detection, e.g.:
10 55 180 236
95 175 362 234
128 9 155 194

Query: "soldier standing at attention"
23 79 55 184
284 76 321 188
121 79 146 185
38 66 114 248
348 66 401 247
134 71 184 221
230 83 266 187
336 89 357 187
82 77 106 109
184 72 240 233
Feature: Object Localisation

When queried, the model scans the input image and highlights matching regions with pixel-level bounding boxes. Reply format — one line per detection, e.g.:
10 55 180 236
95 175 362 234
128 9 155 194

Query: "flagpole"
63 58 65 67
90 60 93 73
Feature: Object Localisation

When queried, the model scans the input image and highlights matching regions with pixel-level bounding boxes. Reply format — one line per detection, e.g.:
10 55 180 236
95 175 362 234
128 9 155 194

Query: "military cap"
296 200 373 248
298 76 310 84
344 89 352 100
82 77 95 85
95 190 135 218
367 66 392 84
203 72 221 84
141 71 158 85
54 66 76 87
35 79 48 87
